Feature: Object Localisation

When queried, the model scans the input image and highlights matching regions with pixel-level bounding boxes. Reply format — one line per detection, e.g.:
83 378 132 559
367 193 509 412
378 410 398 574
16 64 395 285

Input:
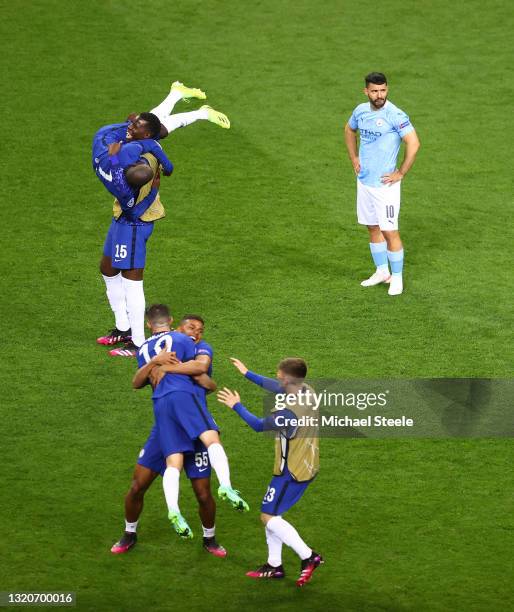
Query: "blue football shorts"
137 424 211 479
260 466 312 515
103 217 154 270
152 391 219 459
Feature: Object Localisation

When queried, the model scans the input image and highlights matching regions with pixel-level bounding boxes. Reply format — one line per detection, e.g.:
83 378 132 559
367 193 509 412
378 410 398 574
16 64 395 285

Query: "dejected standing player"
344 72 420 296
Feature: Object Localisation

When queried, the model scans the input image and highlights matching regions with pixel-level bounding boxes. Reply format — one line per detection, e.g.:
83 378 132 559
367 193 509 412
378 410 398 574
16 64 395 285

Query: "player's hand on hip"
108 141 122 156
217 387 241 409
381 170 403 184
230 357 248 375
352 157 361 175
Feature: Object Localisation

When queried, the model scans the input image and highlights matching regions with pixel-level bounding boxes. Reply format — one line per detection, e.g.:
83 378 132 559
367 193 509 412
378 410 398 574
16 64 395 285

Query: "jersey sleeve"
196 343 213 361
245 370 284 394
118 142 144 168
348 108 358 130
145 140 174 176
392 109 414 138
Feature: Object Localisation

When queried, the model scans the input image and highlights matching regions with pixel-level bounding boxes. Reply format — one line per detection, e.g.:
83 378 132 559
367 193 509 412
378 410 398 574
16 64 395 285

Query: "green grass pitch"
2 0 513 610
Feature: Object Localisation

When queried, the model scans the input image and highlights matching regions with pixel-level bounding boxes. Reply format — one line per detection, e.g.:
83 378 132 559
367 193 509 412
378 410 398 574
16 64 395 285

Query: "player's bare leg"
199 430 249 512
108 267 146 356
361 225 391 287
111 464 158 554
382 229 404 296
98 255 132 346
163 453 193 538
191 477 227 557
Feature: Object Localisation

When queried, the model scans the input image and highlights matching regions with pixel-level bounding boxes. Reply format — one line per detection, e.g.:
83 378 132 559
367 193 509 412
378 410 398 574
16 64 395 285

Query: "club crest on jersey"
127 198 135 208
376 119 384 127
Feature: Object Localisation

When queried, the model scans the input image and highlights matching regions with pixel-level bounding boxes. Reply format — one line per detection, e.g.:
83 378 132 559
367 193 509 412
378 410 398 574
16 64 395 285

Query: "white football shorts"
356 179 401 231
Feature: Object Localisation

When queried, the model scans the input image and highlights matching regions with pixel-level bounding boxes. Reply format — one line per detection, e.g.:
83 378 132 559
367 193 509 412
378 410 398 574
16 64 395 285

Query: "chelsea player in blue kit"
129 304 248 540
94 82 231 355
344 73 421 295
218 357 323 588
111 313 227 557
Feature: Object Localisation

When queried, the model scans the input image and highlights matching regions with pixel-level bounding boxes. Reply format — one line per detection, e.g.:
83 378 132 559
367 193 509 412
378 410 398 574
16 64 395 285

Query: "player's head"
177 314 205 342
125 161 153 187
145 303 173 331
276 357 308 386
126 112 162 141
364 72 388 109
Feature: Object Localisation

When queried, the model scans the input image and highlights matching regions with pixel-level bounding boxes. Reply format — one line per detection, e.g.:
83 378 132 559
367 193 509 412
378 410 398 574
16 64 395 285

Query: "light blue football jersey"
348 100 414 188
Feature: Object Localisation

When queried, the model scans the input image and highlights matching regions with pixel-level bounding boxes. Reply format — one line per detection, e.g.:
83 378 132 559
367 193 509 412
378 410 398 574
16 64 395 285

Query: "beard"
369 96 387 109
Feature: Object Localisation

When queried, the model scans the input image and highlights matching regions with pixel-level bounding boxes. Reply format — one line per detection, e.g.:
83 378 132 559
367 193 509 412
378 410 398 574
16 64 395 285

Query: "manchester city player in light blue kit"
344 73 420 295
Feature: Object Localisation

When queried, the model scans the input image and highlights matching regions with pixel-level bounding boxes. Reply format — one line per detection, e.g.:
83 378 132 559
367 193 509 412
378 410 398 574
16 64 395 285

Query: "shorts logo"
139 449 145 458
376 119 384 127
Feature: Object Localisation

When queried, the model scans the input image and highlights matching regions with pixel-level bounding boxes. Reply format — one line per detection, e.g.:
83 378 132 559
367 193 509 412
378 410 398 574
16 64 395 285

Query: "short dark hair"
145 303 170 323
139 112 162 138
278 357 307 379
365 72 387 86
179 314 205 326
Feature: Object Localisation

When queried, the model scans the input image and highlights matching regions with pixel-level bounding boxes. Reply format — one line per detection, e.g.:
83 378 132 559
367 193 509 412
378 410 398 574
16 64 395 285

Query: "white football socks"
102 273 130 331
265 525 283 567
125 520 138 533
207 443 231 488
150 89 182 123
162 467 180 513
121 277 145 347
202 525 216 538
160 109 209 134
266 516 311 561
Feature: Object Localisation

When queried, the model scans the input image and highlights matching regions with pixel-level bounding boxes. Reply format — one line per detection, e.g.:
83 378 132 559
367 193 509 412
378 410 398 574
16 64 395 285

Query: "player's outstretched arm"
230 358 283 393
217 388 264 432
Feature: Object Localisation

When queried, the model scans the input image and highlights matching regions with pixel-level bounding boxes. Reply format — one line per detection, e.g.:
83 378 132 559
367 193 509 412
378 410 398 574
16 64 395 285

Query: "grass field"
2 0 514 610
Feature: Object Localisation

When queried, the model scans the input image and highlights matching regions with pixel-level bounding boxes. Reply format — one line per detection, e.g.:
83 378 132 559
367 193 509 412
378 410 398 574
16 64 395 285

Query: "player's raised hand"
381 170 403 184
108 141 123 156
217 387 241 409
230 358 248 375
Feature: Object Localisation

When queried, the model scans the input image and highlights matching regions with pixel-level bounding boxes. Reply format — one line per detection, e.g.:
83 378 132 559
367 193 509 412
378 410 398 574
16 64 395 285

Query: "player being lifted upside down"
344 72 420 296
93 82 230 356
218 357 323 588
130 304 249 540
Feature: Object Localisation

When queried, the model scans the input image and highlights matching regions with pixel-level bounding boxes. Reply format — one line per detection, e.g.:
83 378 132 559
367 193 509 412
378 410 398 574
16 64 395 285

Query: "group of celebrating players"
91 82 324 587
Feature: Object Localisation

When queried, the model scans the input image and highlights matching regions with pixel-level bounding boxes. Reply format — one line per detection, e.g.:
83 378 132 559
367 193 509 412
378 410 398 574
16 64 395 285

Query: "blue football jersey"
92 122 173 174
348 100 414 188
137 331 197 398
194 339 213 405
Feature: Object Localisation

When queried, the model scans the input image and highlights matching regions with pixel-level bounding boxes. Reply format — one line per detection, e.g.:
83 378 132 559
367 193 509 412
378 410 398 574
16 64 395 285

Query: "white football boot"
361 269 391 287
388 275 403 296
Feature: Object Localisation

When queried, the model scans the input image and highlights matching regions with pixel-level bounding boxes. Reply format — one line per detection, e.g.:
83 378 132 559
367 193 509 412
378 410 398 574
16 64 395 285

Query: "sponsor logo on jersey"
97 165 113 182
